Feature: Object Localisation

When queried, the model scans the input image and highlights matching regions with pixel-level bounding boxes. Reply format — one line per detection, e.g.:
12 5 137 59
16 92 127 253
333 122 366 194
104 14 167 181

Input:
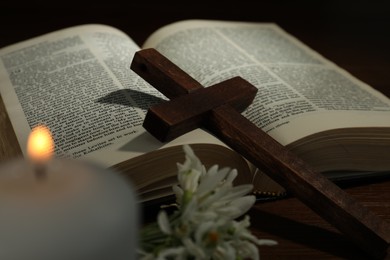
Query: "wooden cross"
131 48 390 259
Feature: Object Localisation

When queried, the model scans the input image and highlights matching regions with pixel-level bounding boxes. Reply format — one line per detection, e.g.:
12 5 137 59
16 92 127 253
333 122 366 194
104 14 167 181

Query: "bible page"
0 24 224 167
142 20 390 146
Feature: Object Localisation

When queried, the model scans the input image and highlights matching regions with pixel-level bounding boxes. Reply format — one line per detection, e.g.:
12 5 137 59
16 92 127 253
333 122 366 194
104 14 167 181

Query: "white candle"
0 126 139 260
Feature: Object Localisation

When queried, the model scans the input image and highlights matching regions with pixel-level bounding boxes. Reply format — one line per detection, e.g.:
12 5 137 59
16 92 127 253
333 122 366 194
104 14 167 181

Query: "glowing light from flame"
27 125 54 162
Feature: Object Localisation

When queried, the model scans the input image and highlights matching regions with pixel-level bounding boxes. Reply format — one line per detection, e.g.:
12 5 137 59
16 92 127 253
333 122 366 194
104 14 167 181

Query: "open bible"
1 20 390 202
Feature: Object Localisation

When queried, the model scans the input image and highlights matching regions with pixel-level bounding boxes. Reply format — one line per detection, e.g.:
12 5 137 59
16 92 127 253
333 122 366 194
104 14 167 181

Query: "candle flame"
27 125 54 162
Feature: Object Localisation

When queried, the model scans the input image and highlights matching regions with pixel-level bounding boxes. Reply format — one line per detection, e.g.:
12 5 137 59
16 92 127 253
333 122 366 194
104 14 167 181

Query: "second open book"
1 20 390 202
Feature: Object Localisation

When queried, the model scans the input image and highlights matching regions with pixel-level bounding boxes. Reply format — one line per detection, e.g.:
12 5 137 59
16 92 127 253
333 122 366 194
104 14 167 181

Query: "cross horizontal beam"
143 77 257 142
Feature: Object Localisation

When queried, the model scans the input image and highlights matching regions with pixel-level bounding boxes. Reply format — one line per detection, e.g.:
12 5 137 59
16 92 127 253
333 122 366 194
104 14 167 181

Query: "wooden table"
1 2 389 259
251 180 390 259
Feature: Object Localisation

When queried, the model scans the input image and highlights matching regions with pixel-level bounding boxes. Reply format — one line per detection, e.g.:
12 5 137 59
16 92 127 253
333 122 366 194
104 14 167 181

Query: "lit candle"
0 125 138 260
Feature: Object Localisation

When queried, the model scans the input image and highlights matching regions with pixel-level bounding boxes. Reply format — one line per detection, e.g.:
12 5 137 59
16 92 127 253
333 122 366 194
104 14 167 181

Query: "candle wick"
34 163 47 181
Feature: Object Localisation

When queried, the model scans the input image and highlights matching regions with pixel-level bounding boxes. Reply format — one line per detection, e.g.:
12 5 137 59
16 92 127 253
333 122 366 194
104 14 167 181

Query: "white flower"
138 144 277 259
156 247 186 260
157 211 172 235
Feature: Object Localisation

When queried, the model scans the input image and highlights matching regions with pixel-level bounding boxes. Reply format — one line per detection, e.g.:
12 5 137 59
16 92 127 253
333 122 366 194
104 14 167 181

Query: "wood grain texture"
131 48 203 99
253 179 390 259
144 76 257 142
0 95 22 162
132 48 390 259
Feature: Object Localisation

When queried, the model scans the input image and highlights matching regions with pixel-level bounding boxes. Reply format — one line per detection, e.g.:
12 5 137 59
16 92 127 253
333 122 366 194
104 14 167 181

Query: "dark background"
1 0 390 95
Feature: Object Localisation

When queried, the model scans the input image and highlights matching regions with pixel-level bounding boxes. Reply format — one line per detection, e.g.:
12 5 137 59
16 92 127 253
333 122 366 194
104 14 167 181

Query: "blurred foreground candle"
0 125 138 260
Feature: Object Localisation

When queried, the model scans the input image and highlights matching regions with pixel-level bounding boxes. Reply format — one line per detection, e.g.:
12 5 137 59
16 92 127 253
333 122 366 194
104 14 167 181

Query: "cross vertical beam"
131 48 390 259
